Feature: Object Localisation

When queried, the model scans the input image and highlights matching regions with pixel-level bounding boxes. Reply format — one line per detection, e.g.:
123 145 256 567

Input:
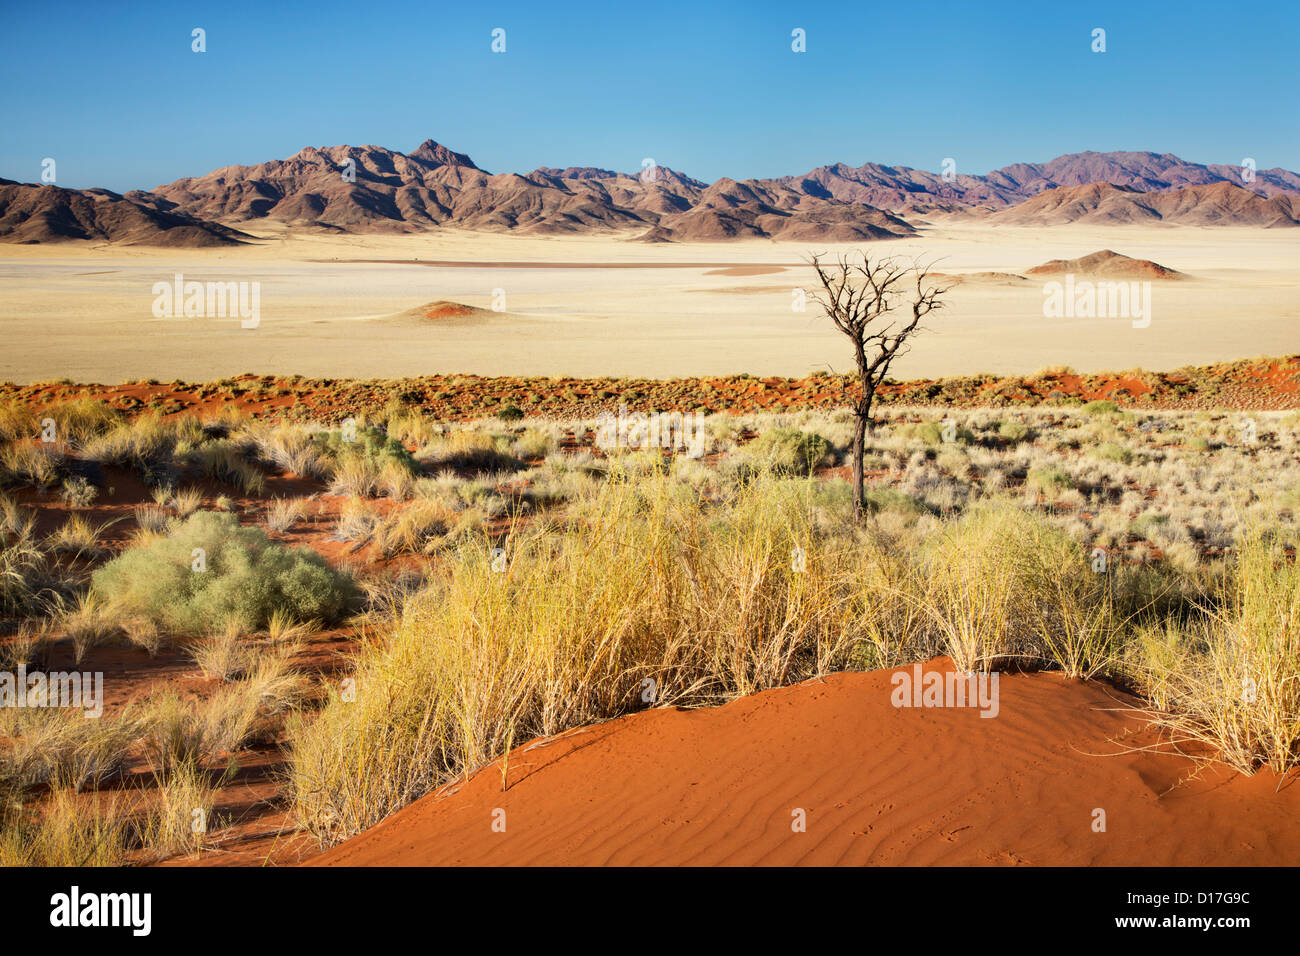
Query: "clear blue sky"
2 0 1296 192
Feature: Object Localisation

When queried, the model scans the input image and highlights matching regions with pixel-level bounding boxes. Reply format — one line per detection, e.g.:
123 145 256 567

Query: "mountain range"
2 144 1297 246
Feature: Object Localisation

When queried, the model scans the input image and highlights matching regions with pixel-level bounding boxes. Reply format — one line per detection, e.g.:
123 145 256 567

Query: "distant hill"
142 139 913 241
986 182 1300 227
0 179 251 246
777 150 1300 211
3 145 1296 244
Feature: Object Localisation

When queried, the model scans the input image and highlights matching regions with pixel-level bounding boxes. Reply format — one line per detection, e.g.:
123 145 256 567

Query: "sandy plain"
0 221 1296 383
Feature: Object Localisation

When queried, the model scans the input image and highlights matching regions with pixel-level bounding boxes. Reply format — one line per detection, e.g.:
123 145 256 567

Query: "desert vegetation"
0 385 1297 863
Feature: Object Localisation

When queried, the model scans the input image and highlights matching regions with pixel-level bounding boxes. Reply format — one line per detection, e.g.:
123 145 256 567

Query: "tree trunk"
851 409 867 519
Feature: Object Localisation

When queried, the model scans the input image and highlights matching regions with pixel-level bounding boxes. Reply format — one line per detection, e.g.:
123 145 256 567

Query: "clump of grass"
863 486 930 516
44 398 124 448
289 474 873 846
1026 467 1073 497
997 420 1033 443
511 428 557 460
1 707 142 793
244 423 329 479
120 615 163 655
920 504 1037 672
0 789 130 866
744 427 831 475
1082 400 1120 417
80 415 184 481
172 486 203 517
371 501 455 558
60 476 99 507
335 497 379 542
133 503 171 535
1091 442 1134 465
57 592 121 664
1136 530 1300 774
139 759 218 860
328 457 381 497
191 620 255 681
91 511 358 634
192 441 266 496
1 442 65 489
265 497 306 533
419 430 523 473
0 402 38 443
45 514 118 560
0 522 47 615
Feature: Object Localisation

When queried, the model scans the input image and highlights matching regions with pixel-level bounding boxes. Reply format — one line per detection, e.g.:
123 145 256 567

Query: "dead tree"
809 252 950 519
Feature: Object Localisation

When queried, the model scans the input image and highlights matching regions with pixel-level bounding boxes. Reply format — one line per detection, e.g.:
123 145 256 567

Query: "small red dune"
310 659 1300 866
421 301 477 319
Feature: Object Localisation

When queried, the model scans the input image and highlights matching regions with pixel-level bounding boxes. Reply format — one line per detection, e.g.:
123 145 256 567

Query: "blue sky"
2 0 1296 191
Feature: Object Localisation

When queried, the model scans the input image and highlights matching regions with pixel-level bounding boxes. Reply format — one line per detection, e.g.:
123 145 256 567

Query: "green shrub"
1091 442 1134 464
91 511 357 634
745 427 831 475
313 425 417 475
1027 467 1073 496
864 486 931 516
1129 512 1170 540
1081 400 1119 416
497 405 524 422
896 421 975 446
997 420 1032 443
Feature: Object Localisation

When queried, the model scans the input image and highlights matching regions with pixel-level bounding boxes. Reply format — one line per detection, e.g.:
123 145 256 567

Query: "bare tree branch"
806 250 953 518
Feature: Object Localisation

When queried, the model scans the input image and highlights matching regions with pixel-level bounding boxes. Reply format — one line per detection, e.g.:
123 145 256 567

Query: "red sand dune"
421 301 477 319
312 659 1300 866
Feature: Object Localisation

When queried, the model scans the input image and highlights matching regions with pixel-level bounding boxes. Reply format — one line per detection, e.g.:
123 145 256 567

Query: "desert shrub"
60 476 98 507
1082 400 1119 416
91 511 357 634
497 405 524 422
313 425 416 474
895 421 975 447
1026 467 1073 496
997 420 1033 443
1091 442 1134 464
744 427 831 475
863 486 931 516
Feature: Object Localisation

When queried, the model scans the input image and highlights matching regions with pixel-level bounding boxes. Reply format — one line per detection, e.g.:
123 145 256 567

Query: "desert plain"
1 221 1296 383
